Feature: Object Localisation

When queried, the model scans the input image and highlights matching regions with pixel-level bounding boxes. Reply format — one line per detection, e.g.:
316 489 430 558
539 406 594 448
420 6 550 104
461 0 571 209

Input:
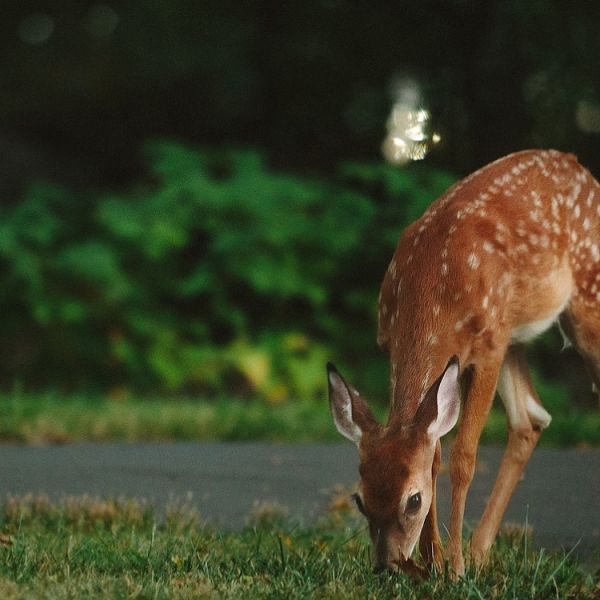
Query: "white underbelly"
510 265 573 344
511 313 561 343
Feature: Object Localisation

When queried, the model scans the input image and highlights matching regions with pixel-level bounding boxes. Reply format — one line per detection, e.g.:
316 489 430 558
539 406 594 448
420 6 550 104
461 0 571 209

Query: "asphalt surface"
1 443 598 562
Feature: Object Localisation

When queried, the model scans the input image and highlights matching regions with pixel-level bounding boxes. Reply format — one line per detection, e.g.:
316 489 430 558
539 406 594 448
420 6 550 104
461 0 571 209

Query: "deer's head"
327 358 460 572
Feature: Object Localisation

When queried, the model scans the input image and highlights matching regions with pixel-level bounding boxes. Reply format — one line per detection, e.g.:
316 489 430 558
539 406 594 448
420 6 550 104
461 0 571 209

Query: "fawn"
327 149 599 576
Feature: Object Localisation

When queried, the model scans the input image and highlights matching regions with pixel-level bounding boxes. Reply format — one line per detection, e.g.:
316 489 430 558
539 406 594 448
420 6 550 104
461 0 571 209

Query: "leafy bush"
0 141 455 399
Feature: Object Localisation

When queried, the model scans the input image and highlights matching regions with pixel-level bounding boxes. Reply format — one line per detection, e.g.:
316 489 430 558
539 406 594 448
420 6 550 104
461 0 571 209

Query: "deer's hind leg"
470 345 551 565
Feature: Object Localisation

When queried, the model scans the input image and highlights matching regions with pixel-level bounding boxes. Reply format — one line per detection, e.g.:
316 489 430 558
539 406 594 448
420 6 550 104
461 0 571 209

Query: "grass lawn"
0 495 597 599
0 391 599 446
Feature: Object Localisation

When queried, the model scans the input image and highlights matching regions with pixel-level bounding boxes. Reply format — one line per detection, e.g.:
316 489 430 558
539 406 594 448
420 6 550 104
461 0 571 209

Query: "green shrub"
0 142 456 398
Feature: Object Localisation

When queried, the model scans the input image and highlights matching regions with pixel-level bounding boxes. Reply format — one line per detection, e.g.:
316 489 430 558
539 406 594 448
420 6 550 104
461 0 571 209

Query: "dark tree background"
1 1 600 407
3 1 600 187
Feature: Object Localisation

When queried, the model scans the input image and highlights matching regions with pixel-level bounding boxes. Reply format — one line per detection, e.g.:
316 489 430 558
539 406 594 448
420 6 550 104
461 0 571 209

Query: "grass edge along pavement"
1 392 600 446
0 494 597 599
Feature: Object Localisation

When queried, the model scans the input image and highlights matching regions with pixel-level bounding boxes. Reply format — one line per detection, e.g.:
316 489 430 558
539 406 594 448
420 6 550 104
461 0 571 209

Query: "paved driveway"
1 443 598 561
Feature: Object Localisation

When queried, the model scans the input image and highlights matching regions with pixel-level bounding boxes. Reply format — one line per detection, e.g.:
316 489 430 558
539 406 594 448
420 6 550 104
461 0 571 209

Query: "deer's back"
378 150 600 404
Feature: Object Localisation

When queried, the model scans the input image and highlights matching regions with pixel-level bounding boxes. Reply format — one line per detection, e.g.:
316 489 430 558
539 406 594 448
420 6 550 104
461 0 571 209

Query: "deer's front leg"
470 345 547 565
447 360 502 576
419 440 443 572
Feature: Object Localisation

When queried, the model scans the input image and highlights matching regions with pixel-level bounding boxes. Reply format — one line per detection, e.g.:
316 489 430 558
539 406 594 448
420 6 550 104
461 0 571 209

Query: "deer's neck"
387 334 449 427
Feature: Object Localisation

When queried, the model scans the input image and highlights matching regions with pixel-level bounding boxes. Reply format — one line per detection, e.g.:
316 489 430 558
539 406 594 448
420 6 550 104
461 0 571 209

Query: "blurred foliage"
1 389 598 445
0 141 454 400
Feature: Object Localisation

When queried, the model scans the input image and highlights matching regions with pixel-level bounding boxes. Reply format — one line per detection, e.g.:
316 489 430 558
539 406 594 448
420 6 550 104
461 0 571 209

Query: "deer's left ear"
327 363 379 445
415 356 461 440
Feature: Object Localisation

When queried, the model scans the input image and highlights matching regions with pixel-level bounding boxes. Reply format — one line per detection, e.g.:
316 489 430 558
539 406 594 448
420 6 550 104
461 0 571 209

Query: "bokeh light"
84 4 119 39
382 77 441 165
18 13 54 45
576 100 600 134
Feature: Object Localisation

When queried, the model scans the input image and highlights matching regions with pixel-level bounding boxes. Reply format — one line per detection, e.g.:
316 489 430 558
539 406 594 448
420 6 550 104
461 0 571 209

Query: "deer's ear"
327 363 378 445
415 356 461 440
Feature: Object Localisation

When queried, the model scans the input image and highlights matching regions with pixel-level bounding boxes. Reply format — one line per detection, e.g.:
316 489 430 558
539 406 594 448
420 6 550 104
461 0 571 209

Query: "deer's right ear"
414 356 461 440
327 363 378 445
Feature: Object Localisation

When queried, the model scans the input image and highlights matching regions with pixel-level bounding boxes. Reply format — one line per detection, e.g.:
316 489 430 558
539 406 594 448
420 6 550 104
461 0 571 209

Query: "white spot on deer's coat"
482 295 489 309
483 241 494 254
494 173 512 187
587 190 594 207
441 263 448 276
468 253 480 270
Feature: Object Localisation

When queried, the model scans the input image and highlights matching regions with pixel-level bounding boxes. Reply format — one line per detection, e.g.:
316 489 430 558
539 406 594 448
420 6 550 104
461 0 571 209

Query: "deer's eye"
351 493 366 516
406 492 421 513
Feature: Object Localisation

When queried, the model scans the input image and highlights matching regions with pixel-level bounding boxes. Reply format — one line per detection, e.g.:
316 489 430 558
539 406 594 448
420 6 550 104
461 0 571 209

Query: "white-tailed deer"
328 149 599 576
